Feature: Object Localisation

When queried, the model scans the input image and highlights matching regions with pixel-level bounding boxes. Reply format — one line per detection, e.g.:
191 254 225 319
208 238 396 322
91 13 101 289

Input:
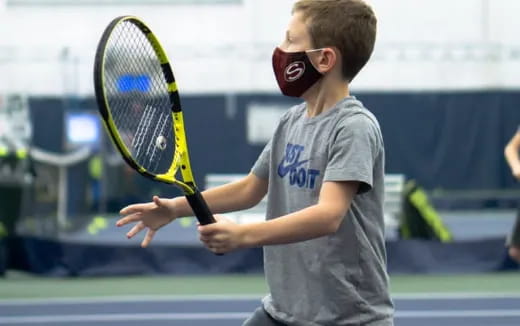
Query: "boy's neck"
303 78 350 118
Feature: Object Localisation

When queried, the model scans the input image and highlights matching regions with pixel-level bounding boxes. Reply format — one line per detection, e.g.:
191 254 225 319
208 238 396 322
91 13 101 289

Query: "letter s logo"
284 61 305 82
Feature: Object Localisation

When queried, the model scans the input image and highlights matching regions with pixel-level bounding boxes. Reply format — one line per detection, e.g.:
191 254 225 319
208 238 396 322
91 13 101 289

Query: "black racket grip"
186 191 216 225
185 191 223 256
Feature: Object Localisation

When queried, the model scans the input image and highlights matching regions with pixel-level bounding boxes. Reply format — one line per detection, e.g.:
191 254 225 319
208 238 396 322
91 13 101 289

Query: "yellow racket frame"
95 16 196 195
94 16 215 225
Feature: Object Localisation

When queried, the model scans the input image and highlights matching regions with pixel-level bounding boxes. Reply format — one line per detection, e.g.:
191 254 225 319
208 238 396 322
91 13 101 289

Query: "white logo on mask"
284 61 306 82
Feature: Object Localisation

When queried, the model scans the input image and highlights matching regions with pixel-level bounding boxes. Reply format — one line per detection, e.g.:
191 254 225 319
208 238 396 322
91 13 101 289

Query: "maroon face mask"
272 47 324 98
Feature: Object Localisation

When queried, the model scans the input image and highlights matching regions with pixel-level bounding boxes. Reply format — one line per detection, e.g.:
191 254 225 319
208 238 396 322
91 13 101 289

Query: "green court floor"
2 271 520 299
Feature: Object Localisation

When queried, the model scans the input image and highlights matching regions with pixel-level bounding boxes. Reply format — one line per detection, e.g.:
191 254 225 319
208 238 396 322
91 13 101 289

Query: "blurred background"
1 0 520 325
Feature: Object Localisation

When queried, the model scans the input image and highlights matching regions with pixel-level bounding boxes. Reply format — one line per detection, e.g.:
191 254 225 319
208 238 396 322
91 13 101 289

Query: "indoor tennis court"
3 272 520 325
2 295 520 326
1 0 520 325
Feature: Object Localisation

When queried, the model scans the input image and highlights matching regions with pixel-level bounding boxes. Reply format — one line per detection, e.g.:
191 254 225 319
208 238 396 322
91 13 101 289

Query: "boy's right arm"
173 173 268 217
505 130 520 180
116 173 268 247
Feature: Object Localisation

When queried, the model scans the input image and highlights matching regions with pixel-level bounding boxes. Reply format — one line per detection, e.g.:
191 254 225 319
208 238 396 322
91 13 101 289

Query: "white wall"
0 1 253 95
0 0 519 95
356 0 520 91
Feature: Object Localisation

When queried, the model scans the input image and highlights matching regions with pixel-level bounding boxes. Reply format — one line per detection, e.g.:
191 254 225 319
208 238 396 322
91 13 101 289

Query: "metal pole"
57 165 67 228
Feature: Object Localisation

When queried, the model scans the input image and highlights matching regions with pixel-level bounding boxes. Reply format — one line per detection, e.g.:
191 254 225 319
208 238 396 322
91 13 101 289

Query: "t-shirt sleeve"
251 139 272 180
323 114 380 194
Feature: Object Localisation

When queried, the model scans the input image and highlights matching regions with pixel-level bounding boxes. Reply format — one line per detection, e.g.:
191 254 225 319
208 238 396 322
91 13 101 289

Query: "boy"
117 0 394 324
505 126 520 263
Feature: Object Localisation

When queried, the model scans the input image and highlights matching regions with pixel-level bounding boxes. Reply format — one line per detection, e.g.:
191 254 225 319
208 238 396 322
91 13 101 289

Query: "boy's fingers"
152 196 164 207
116 213 141 227
141 229 156 248
207 244 224 255
120 204 142 215
120 202 155 215
198 225 218 236
127 222 145 239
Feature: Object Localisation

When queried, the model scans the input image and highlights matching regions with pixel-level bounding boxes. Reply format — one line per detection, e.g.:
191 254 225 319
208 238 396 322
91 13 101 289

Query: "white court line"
392 292 520 300
0 294 262 305
396 309 520 318
2 292 520 305
0 313 250 324
2 310 520 324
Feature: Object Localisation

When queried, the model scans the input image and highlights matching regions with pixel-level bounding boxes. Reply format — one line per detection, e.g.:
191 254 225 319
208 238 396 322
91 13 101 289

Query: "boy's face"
280 11 313 53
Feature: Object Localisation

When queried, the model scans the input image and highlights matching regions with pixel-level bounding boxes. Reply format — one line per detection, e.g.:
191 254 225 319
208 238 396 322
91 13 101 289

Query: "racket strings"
132 104 154 160
103 20 176 175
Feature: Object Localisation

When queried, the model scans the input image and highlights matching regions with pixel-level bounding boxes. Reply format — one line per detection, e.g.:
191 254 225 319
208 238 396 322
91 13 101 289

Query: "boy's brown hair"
293 0 377 82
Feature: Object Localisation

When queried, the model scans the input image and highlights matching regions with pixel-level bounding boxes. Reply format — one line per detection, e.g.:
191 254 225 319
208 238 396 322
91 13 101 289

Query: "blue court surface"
1 294 520 326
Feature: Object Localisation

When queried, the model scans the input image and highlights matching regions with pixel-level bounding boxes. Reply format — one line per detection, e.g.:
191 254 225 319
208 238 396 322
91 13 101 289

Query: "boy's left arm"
198 180 358 254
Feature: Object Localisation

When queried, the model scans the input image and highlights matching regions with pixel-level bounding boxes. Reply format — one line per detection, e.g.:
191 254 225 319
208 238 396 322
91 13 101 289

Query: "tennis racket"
93 16 216 226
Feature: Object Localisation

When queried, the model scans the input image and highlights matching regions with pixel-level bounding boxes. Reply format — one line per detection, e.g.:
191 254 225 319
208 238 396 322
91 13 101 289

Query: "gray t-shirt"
252 97 394 326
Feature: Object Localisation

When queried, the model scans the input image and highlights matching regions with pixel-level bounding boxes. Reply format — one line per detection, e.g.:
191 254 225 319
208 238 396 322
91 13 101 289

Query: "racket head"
94 16 191 193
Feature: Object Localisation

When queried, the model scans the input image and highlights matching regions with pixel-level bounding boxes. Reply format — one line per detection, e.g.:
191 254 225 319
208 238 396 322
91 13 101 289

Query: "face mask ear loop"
305 48 326 54
305 48 326 71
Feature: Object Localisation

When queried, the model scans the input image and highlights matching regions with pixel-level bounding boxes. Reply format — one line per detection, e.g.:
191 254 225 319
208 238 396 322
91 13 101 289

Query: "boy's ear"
315 48 337 74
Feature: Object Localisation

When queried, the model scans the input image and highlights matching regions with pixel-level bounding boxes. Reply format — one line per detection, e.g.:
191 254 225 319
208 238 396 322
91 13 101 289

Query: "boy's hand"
198 216 246 254
513 166 520 181
116 196 177 248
